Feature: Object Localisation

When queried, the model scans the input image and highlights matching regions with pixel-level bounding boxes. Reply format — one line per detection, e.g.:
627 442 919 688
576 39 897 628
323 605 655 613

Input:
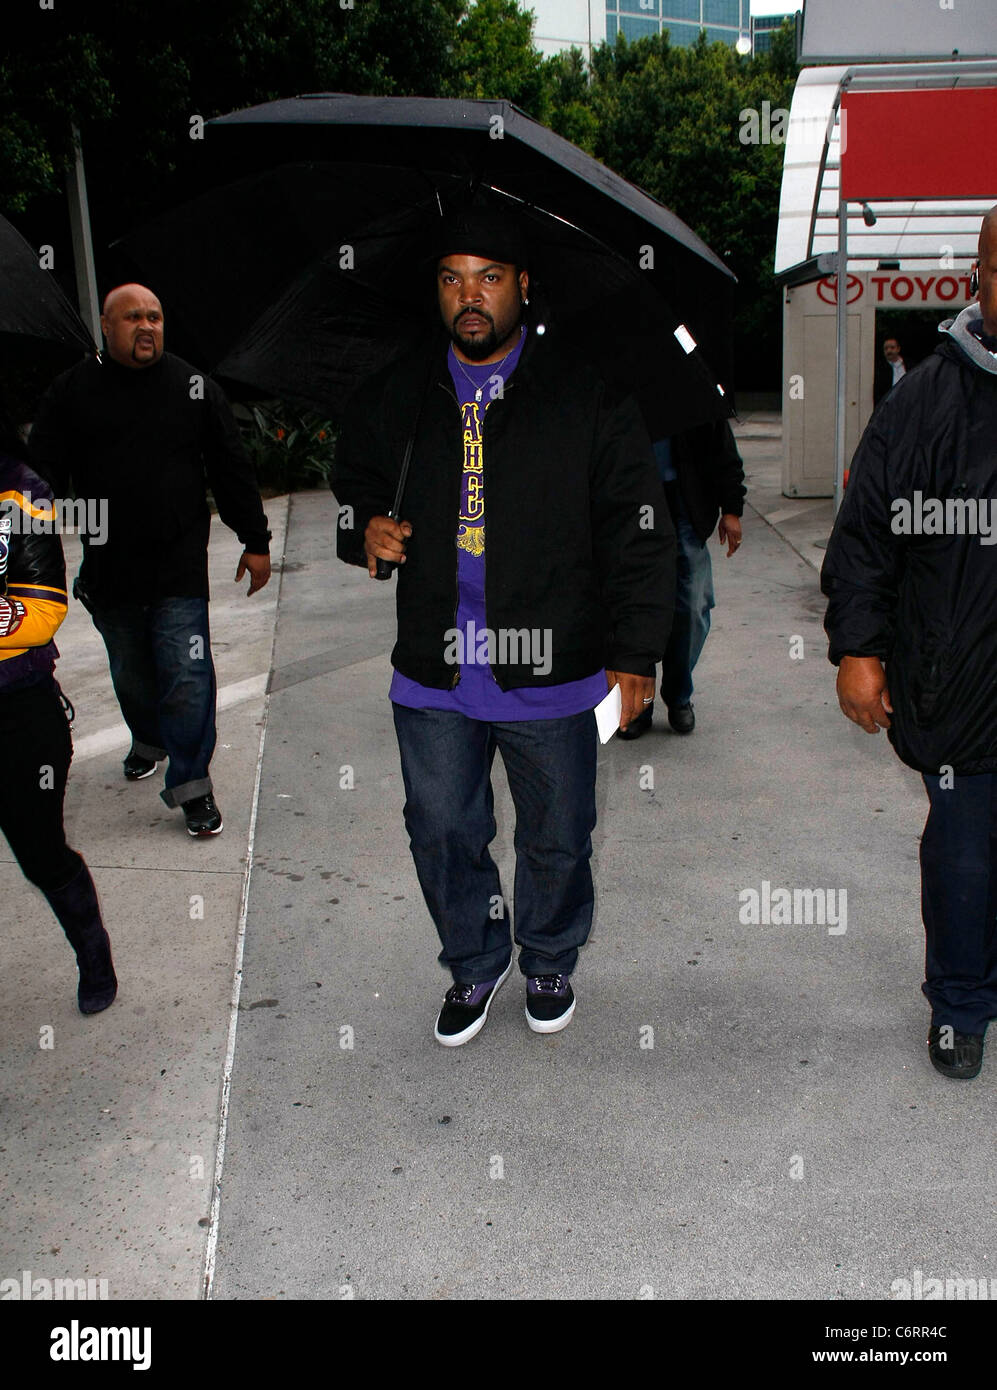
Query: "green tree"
449 0 546 112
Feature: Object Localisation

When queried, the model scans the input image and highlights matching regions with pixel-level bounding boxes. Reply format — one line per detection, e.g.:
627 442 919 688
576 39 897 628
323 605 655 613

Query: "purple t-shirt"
390 328 607 720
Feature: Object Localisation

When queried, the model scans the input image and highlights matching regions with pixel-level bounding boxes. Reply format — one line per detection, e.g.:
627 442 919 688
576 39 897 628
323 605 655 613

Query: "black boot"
43 862 117 1015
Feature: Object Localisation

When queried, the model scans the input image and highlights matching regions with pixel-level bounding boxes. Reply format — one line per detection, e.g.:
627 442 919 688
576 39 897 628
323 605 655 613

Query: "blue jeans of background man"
659 499 715 708
392 704 598 982
91 597 217 807
920 772 997 1034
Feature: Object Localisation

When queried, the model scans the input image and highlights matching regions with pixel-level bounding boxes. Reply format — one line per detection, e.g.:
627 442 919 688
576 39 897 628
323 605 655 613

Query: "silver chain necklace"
453 328 522 402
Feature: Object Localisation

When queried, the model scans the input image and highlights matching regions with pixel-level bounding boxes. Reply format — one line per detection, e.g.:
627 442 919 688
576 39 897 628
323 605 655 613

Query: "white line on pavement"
71 673 270 762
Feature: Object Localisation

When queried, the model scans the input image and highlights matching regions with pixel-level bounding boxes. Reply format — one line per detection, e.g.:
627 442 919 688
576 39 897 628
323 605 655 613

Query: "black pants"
0 680 80 893
921 773 997 1034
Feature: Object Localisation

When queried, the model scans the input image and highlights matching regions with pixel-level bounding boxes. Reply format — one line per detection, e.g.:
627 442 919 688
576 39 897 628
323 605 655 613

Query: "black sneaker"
618 705 652 741
928 1025 984 1080
124 751 158 780
183 794 223 837
525 974 575 1033
434 962 511 1047
667 702 695 734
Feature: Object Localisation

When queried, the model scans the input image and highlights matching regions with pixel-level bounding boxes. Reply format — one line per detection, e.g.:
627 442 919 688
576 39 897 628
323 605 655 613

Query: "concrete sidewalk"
0 499 287 1300
2 427 994 1302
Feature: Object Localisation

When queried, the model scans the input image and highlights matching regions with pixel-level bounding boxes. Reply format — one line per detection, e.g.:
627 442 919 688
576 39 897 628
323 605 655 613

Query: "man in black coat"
620 418 745 739
29 284 272 837
332 208 674 1046
822 207 997 1080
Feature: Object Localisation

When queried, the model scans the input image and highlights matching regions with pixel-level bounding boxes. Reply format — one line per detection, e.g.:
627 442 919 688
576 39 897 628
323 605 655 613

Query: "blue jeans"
91 597 217 807
920 773 997 1034
660 504 715 708
392 704 598 982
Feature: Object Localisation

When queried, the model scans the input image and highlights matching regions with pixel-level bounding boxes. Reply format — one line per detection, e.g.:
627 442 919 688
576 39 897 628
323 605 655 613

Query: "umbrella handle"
374 509 401 581
372 345 439 582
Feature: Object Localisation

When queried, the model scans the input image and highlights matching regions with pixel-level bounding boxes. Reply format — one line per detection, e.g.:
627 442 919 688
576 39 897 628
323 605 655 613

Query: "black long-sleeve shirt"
29 352 270 603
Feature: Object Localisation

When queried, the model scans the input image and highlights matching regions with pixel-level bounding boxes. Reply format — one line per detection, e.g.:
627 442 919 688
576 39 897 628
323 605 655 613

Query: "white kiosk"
774 10 997 501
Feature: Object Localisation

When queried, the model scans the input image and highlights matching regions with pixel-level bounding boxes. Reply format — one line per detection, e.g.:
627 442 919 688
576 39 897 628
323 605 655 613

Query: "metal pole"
65 123 101 347
833 197 848 515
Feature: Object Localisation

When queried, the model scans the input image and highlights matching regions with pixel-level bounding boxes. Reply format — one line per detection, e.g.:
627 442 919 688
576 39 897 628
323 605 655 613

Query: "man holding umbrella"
333 206 675 1046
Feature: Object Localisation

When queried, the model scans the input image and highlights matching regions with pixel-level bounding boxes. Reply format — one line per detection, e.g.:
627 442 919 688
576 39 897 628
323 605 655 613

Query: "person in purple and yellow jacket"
0 405 116 1014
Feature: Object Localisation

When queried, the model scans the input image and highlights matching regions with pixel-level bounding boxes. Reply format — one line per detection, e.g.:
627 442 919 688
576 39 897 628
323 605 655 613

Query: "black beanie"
435 207 529 269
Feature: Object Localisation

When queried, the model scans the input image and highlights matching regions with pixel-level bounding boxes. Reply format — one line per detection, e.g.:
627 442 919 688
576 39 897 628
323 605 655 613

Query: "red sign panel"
840 89 997 201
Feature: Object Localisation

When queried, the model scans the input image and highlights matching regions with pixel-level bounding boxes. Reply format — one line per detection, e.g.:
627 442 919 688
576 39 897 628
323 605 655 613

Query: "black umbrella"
0 213 95 426
114 163 728 438
0 212 96 364
202 94 737 397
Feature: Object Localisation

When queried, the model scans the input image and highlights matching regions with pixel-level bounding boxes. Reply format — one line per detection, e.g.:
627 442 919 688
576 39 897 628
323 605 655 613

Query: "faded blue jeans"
91 596 217 807
660 502 715 708
392 704 598 982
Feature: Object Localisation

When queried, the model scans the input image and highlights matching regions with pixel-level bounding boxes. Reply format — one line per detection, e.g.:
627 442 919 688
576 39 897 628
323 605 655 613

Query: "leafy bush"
240 403 336 494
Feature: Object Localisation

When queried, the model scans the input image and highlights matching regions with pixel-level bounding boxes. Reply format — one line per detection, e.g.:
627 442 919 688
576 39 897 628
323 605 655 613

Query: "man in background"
29 284 271 837
620 418 745 740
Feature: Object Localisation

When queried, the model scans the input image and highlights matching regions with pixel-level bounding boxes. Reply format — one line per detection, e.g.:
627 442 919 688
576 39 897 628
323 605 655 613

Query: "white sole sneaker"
124 761 158 781
525 993 576 1034
435 961 512 1047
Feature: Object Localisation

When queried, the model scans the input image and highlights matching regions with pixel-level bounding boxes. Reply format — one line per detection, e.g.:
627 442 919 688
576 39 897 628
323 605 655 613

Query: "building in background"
529 0 753 57
529 0 605 59
750 12 798 55
605 1 750 48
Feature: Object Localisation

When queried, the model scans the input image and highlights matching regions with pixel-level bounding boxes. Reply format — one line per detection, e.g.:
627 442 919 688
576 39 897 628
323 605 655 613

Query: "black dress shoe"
183 794 224 837
927 1026 984 1080
123 751 158 780
618 705 653 740
667 702 695 733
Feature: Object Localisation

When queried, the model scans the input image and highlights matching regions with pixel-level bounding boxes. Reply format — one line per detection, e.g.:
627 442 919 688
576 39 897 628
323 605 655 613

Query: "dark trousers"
920 773 997 1033
91 597 216 807
392 704 598 982
0 680 81 892
660 493 715 708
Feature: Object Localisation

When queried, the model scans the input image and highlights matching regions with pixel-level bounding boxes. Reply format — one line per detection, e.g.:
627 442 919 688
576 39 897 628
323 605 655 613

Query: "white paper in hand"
594 684 622 744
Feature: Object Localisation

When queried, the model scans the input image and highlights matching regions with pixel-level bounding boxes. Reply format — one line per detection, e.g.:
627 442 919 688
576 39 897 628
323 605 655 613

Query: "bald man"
29 284 271 837
822 207 997 1081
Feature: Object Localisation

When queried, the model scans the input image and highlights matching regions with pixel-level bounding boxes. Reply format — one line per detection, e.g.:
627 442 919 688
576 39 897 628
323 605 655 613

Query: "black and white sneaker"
183 794 223 837
434 962 512 1047
123 751 158 780
525 974 575 1033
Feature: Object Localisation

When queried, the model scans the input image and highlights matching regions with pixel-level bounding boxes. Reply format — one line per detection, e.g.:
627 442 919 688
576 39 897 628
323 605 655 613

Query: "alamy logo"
738 881 847 935
890 492 997 546
891 1269 997 1300
444 621 552 677
0 1270 108 1300
49 1320 151 1370
0 492 109 545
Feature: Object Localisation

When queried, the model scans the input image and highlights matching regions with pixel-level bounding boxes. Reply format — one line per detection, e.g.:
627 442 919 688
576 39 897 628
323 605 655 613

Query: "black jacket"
822 318 997 774
0 452 68 695
332 326 675 688
28 352 270 604
670 418 746 543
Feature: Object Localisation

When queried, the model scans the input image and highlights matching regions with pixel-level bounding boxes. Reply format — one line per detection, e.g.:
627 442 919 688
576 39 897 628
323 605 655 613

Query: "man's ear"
519 269 529 302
